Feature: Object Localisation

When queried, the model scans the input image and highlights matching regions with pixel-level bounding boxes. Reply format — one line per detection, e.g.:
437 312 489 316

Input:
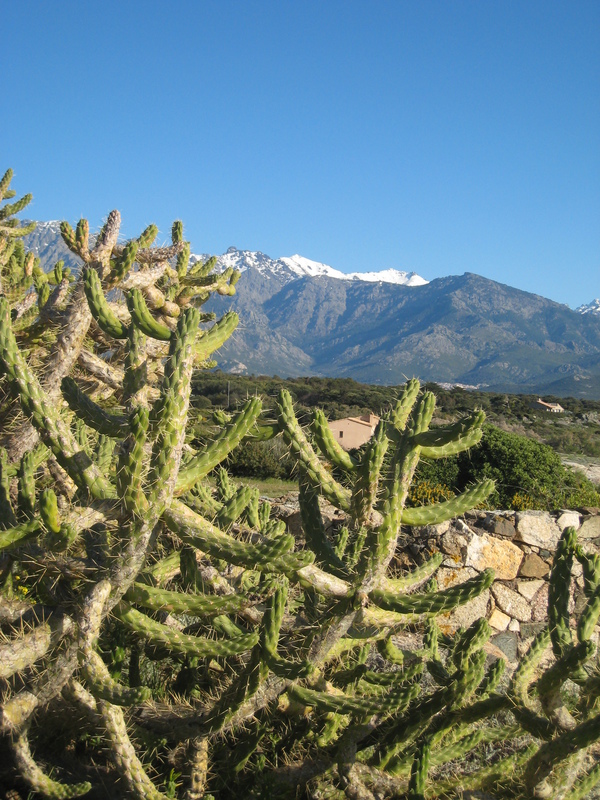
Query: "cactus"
1 172 599 800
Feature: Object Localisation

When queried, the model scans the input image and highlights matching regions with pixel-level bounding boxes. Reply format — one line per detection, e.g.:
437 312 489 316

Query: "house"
327 413 380 451
534 398 564 413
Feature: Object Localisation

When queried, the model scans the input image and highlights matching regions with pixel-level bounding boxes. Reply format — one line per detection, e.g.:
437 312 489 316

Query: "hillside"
24 224 600 397
206 269 600 397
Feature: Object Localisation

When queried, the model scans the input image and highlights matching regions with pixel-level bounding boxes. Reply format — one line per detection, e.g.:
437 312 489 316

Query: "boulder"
440 530 468 559
556 511 581 531
517 579 545 601
489 608 510 631
531 583 549 621
483 512 516 538
491 631 518 663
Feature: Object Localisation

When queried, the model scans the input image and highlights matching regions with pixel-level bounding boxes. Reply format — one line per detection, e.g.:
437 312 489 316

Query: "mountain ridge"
21 222 600 397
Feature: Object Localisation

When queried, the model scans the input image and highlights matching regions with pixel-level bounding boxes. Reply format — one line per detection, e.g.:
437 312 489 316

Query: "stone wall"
274 497 600 666
400 507 600 664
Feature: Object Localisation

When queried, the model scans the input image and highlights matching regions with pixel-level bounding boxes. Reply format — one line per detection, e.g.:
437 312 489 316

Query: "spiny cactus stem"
82 649 151 706
390 378 421 432
0 518 41 551
175 397 262 494
311 408 357 472
99 698 168 800
114 602 259 658
401 479 494 527
10 728 92 799
0 614 74 680
524 713 600 794
124 582 253 617
549 527 578 659
0 299 114 498
277 389 352 513
164 498 312 575
370 569 494 617
383 552 444 593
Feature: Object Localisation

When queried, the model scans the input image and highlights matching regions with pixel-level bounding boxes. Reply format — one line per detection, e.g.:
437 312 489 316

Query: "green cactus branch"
114 602 259 658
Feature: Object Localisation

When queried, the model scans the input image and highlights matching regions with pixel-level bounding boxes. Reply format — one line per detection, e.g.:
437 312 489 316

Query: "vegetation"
1 170 600 800
192 373 600 461
193 375 600 509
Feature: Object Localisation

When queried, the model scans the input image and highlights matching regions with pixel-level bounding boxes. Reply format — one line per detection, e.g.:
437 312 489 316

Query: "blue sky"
3 1 599 308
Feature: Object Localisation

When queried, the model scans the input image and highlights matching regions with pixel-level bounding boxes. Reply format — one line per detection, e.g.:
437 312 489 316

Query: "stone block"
483 513 516 538
464 531 523 579
520 622 547 639
515 512 561 549
440 531 468 558
491 631 518 663
531 583 549 621
556 511 581 531
518 553 549 578
578 516 600 540
489 608 510 631
517 579 545 601
491 583 532 622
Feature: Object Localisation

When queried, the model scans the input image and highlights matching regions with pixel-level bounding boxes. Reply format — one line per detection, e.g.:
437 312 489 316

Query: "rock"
432 520 451 536
489 608 510 631
491 631 518 663
508 619 520 632
283 510 303 538
557 511 581 531
491 583 532 622
515 512 561 549
483 513 516 538
578 516 600 540
531 584 549 621
520 622 547 639
574 592 588 615
517 579 545 601
437 567 490 632
518 553 549 578
454 519 472 535
464 532 523 579
440 531 468 558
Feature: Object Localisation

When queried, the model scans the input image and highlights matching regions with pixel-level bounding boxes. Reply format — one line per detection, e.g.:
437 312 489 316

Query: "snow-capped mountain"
191 247 428 287
577 299 600 317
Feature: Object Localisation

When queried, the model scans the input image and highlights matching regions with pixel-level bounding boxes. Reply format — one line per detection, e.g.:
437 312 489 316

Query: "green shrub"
415 423 600 510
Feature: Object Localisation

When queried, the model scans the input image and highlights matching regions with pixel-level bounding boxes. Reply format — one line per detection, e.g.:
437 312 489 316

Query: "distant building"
328 413 380 450
534 398 564 413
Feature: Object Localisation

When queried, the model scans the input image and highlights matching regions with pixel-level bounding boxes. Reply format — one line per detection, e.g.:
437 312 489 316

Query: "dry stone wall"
400 507 600 664
274 497 600 667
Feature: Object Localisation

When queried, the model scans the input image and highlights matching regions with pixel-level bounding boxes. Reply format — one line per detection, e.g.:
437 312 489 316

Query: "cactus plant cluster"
0 170 599 799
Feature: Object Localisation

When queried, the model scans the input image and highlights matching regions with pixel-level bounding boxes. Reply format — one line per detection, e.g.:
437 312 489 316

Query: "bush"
415 424 600 510
227 438 295 479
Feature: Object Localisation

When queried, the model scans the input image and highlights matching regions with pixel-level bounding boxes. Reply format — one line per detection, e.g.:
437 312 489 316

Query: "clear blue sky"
4 1 599 308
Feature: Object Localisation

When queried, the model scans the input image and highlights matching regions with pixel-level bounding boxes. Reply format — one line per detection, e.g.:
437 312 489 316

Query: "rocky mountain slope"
24 223 600 397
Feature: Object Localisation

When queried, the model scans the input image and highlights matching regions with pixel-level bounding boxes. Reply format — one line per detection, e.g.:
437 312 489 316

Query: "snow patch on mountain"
280 254 427 285
191 247 428 287
577 299 600 316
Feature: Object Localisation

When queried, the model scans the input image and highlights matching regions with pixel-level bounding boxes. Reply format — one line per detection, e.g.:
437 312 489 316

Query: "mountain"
577 299 600 317
21 225 600 397
205 268 600 397
190 246 428 287
22 221 84 274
